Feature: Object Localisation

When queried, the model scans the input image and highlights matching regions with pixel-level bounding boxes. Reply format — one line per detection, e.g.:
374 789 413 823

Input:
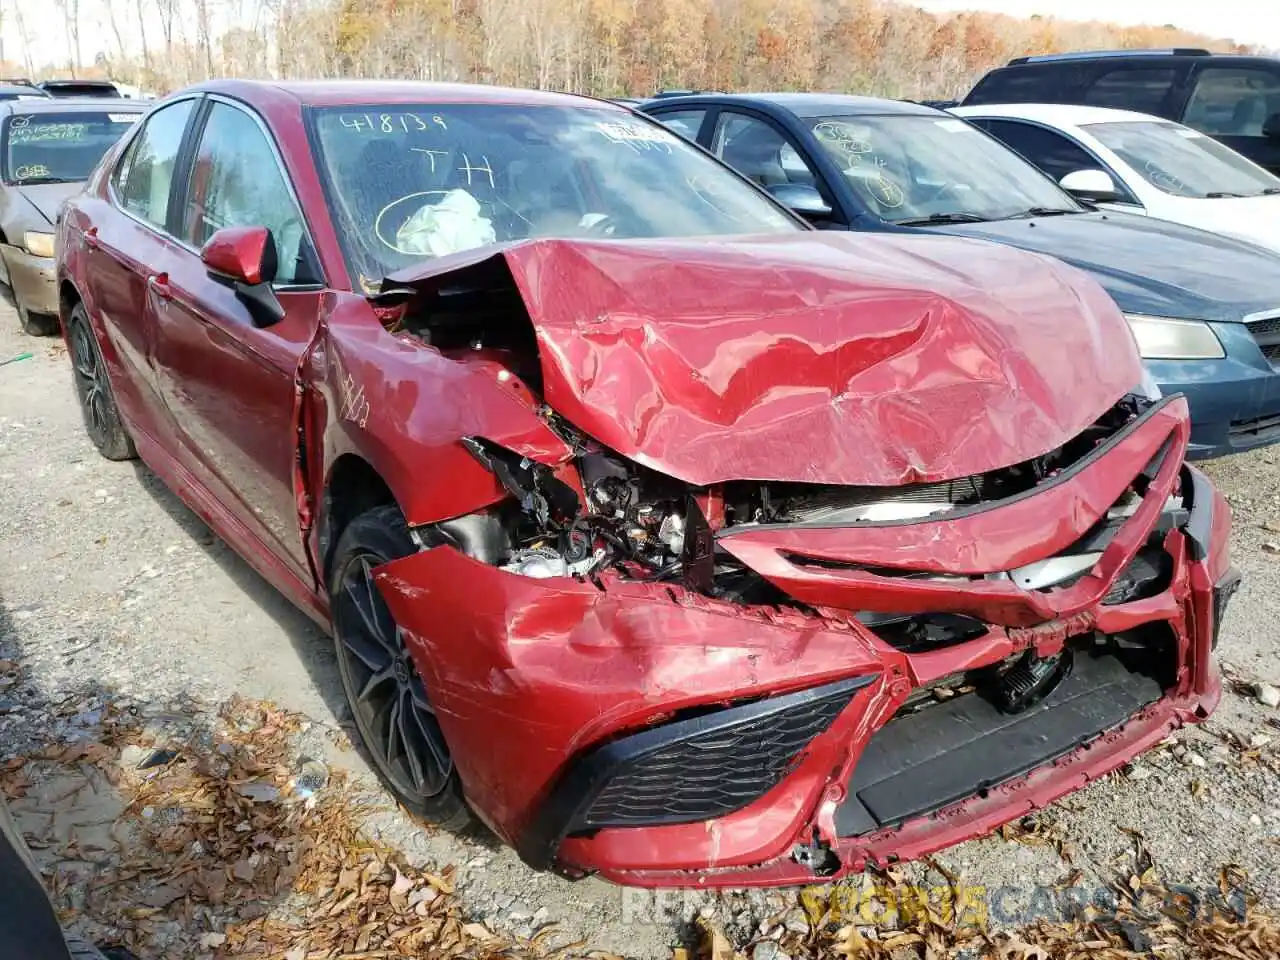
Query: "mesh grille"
1247 316 1280 366
575 684 857 829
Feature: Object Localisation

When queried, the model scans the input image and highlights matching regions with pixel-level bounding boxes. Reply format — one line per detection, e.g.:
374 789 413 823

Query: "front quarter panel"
312 298 572 532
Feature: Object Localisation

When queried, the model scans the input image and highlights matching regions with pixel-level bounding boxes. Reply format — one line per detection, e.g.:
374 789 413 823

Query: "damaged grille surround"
373 393 1234 886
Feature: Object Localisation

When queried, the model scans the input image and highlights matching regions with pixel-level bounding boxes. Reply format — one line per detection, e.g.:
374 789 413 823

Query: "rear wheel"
329 504 472 830
67 303 136 461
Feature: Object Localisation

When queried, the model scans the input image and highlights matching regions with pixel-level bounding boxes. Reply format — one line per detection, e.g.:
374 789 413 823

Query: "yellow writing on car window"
10 123 89 143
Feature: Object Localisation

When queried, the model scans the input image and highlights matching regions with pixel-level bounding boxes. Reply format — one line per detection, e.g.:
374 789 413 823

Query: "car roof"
0 84 47 97
643 92 942 119
0 96 147 114
951 103 1166 127
187 78 624 111
1001 49 1273 68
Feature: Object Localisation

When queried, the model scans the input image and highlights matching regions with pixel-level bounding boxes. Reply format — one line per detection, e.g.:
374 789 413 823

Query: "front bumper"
374 396 1236 886
2 246 58 317
1147 323 1280 459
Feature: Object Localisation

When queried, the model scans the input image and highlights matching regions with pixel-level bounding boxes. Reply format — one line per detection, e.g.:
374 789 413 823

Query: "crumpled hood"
384 232 1141 486
927 211 1280 322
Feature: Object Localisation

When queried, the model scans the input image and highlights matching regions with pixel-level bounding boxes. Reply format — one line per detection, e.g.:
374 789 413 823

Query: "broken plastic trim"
718 395 1174 536
460 436 579 530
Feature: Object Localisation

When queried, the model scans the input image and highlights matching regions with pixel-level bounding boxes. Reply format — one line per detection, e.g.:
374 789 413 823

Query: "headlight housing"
1124 313 1224 360
23 231 55 259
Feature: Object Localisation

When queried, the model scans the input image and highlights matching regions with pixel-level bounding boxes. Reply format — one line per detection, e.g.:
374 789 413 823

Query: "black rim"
335 551 453 799
70 317 111 447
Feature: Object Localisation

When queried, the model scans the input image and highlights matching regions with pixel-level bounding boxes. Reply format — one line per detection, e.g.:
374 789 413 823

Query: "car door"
82 97 198 441
1181 65 1280 175
703 109 846 225
969 117 1143 213
147 96 325 579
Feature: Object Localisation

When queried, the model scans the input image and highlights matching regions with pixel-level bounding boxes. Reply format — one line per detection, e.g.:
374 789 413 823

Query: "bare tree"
53 0 83 74
136 0 153 71
195 0 216 76
156 0 179 55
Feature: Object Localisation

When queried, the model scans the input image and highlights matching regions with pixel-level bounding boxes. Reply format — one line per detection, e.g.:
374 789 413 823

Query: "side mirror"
1263 113 1280 140
201 225 285 328
1058 168 1121 203
766 183 833 221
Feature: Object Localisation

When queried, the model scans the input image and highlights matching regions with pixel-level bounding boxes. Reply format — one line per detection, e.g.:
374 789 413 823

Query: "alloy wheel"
70 318 112 448
334 551 453 800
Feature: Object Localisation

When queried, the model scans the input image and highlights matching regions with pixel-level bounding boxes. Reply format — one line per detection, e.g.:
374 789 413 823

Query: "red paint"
388 236 1142 486
201 225 274 285
54 78 1230 887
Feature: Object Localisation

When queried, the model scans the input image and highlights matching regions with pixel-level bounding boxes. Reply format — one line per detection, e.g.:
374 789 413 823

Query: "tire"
17 300 58 336
66 303 136 461
329 504 472 830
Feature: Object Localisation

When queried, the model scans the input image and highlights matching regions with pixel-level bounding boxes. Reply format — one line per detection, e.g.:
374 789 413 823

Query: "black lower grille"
834 644 1164 837
517 675 875 869
1229 412 1280 443
580 681 862 828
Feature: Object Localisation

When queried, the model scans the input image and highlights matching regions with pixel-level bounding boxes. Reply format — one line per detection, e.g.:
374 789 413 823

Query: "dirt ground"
3 296 1280 958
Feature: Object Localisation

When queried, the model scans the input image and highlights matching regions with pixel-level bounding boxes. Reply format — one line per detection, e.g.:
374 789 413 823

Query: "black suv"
960 49 1280 174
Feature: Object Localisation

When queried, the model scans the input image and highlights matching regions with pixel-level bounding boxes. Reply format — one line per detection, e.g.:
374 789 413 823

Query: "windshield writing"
308 104 798 287
809 115 1080 223
1083 120 1280 198
3 111 140 183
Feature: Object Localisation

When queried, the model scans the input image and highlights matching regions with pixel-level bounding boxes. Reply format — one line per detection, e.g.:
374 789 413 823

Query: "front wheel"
329 504 472 830
67 303 135 461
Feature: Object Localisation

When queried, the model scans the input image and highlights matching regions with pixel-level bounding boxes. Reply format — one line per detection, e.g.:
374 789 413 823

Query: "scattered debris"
1256 682 1280 709
1263 541 1280 555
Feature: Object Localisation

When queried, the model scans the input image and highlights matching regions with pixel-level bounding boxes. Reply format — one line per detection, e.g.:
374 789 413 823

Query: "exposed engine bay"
411 386 1178 653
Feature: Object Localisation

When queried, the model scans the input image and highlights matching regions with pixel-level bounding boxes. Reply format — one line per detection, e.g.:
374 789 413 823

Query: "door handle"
148 274 172 300
84 226 100 250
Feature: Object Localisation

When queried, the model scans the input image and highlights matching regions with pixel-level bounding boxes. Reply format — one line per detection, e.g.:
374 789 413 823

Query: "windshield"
2 111 141 183
1083 120 1280 199
808 114 1081 223
307 103 799 287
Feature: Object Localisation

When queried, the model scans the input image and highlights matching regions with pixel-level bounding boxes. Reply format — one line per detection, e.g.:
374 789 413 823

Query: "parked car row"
24 73 1239 890
637 72 1280 461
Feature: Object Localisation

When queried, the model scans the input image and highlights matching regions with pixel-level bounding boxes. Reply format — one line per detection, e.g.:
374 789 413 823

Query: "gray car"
0 98 146 334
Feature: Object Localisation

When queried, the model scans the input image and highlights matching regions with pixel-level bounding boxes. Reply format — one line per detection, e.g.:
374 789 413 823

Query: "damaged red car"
55 80 1241 887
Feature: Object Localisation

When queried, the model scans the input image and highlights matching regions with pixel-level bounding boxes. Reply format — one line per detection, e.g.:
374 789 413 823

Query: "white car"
951 103 1280 254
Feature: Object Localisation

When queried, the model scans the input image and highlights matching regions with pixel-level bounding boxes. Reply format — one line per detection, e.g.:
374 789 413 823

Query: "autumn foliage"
95 0 1253 100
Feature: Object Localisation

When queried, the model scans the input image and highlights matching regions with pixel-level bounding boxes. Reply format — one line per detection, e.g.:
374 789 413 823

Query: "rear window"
2 111 142 184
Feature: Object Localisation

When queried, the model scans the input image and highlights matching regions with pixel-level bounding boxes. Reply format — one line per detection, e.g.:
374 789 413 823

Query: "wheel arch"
316 452 399 581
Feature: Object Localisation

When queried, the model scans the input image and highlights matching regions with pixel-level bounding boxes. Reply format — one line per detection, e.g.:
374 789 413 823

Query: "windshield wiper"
1205 191 1246 198
893 212 991 226
12 176 75 185
1260 187 1280 196
1004 206 1079 219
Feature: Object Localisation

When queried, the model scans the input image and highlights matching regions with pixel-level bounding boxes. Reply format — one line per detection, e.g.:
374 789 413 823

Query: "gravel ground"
3 298 1280 957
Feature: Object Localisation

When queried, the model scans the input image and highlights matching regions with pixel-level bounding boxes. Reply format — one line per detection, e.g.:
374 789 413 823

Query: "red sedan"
55 80 1239 887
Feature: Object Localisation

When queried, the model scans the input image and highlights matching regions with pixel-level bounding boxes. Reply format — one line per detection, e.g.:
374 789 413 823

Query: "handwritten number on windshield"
339 113 448 134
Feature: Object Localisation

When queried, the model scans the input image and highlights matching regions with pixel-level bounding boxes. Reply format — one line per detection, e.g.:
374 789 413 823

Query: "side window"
711 112 817 187
653 109 706 142
966 65 1070 105
1183 68 1280 136
181 101 314 285
1082 68 1177 114
113 99 195 229
974 119 1101 184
